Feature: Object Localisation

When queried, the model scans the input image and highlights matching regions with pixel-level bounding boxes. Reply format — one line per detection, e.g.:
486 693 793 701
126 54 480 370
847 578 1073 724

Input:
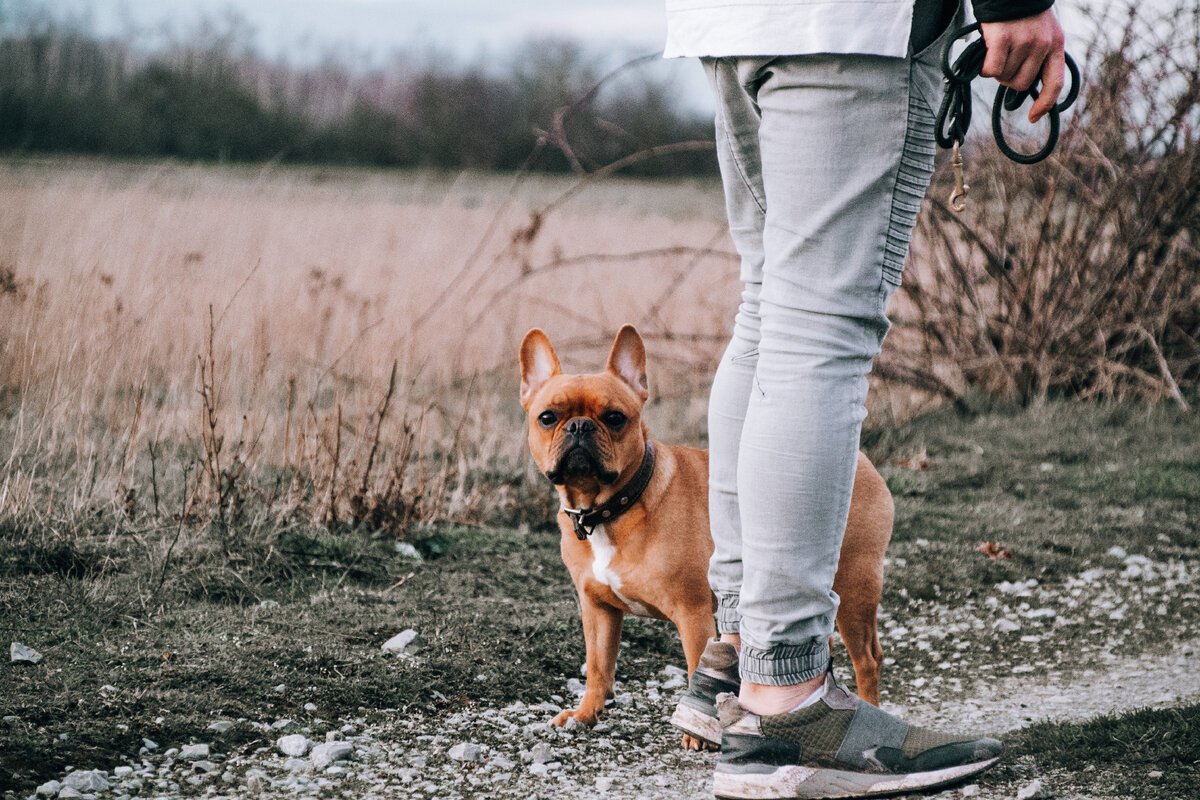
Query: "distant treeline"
0 21 716 175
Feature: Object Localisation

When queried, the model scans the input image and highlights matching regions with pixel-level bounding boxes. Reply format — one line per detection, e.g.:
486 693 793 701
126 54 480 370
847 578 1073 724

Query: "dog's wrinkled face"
519 325 649 491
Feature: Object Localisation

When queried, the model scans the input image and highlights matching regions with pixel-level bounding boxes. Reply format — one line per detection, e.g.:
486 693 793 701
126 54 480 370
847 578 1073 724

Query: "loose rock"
63 770 109 793
394 542 423 560
382 629 422 655
179 743 210 761
9 641 43 664
277 733 309 757
448 742 482 762
530 742 554 765
310 741 353 769
34 780 60 797
1016 778 1044 799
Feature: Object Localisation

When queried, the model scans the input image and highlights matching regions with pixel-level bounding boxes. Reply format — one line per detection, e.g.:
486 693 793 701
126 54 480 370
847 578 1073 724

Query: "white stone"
113 766 134 777
179 743 210 761
596 776 615 792
303 702 318 713
310 741 353 769
993 618 1021 633
448 743 482 762
565 678 585 696
1023 608 1056 619
530 742 554 764
381 629 421 655
57 788 83 800
142 738 159 751
9 642 43 664
34 780 60 797
393 542 423 560
208 720 234 733
283 758 310 772
278 734 310 757
1107 546 1128 559
63 770 109 792
960 784 979 797
1016 778 1044 799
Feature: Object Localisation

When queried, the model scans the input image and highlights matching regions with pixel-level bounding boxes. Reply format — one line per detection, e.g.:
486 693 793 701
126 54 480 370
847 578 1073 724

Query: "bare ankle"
738 674 825 716
719 632 741 652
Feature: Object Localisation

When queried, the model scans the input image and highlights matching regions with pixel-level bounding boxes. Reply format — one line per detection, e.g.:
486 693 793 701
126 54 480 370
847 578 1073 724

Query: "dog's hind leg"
835 605 883 706
675 604 718 677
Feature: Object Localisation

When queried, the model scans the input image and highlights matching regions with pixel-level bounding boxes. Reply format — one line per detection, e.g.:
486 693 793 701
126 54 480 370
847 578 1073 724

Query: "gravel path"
19 553 1199 800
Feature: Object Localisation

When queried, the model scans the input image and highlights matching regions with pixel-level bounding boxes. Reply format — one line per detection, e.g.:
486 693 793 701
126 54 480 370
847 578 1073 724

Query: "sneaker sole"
713 757 1000 799
670 701 723 748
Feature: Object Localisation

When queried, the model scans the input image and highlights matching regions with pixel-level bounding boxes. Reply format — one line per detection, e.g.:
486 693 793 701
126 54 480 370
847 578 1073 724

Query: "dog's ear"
519 328 561 408
605 324 648 401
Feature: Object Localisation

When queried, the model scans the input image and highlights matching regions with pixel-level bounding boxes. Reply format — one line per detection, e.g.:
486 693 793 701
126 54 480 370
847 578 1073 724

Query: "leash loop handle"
936 23 1080 166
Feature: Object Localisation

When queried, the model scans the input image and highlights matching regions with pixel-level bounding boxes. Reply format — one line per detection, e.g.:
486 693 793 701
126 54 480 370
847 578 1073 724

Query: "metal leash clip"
949 141 969 212
935 23 1081 211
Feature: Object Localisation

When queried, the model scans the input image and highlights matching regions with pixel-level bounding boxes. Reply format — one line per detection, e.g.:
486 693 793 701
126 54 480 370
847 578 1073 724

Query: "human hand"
979 8 1065 123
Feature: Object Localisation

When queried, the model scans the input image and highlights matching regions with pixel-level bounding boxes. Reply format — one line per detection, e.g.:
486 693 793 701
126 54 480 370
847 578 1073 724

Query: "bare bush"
879 2 1200 408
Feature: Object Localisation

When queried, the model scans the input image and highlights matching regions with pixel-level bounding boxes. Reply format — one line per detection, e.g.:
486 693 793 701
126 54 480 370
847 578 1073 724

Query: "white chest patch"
589 525 653 617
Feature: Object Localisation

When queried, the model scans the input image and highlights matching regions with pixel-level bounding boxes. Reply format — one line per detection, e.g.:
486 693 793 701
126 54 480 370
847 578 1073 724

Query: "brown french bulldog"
518 324 893 730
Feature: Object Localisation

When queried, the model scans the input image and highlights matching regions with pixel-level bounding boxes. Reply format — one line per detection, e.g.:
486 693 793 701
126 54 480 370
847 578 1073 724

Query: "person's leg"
730 47 922 710
709 18 1003 799
702 55 771 647
670 57 772 749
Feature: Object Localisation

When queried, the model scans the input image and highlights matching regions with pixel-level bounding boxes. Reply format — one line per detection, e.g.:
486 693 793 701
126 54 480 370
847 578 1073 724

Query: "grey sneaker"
714 674 1002 799
670 638 741 747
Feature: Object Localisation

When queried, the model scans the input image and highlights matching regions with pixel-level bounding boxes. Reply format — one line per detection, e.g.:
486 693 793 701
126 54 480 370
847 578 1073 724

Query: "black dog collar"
561 441 656 541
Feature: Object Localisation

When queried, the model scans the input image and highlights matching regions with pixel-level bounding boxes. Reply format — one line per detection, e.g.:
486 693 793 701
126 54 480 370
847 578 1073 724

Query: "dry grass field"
0 158 750 531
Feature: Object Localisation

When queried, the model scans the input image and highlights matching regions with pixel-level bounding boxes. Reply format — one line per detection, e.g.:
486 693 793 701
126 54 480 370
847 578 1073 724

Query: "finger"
981 33 1011 80
998 40 1035 85
1009 52 1045 94
1029 48 1066 122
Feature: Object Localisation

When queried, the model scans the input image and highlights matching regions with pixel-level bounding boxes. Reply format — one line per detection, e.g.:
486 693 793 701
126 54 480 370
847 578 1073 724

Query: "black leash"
934 22 1080 210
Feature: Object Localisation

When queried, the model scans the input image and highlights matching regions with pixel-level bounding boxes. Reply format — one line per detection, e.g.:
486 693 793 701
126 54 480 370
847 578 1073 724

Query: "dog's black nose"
565 417 596 436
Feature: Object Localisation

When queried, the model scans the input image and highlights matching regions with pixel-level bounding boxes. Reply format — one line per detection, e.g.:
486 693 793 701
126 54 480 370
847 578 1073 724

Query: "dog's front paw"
552 705 601 728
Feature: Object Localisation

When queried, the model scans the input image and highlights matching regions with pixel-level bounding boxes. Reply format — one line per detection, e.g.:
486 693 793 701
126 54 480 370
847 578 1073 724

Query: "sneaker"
714 673 1002 799
670 638 741 748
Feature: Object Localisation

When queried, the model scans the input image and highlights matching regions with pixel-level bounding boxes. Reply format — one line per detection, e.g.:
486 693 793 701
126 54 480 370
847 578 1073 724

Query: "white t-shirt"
664 0 953 59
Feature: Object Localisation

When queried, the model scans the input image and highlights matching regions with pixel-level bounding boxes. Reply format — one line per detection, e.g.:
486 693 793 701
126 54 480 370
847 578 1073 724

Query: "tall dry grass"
0 160 736 536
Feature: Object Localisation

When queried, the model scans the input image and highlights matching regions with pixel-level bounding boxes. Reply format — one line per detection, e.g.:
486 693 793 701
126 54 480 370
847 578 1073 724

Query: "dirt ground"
3 403 1198 799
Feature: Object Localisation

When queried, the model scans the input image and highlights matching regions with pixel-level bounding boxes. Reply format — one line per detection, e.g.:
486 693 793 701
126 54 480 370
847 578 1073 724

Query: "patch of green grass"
999 704 1200 799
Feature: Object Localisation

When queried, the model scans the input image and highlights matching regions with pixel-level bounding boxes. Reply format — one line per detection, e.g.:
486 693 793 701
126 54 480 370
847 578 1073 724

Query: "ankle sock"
788 682 827 712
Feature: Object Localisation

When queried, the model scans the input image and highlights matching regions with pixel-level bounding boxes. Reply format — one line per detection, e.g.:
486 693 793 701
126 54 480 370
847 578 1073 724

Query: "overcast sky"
44 0 668 61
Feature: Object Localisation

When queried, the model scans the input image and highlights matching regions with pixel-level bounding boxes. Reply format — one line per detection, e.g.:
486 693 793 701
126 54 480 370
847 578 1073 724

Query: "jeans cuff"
739 638 830 685
716 593 740 634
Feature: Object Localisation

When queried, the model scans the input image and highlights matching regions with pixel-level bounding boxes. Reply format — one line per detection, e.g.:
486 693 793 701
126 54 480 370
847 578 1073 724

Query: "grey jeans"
703 20 955 685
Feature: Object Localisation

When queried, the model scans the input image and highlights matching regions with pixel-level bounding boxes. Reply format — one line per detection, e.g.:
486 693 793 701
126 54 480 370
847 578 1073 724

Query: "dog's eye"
537 410 558 427
601 410 627 428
